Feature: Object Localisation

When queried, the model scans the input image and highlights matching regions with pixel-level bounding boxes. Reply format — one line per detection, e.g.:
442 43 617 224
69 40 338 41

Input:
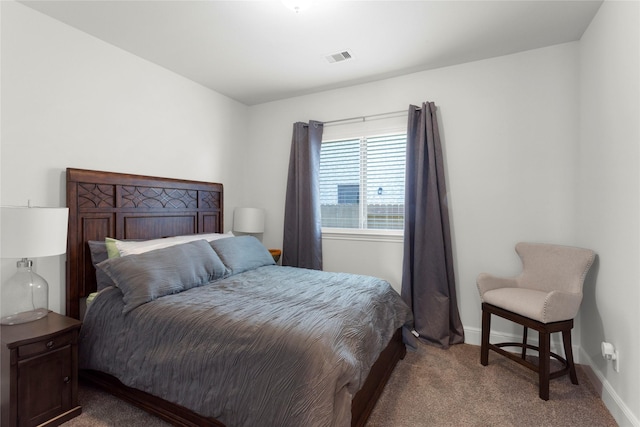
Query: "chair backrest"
515 242 596 294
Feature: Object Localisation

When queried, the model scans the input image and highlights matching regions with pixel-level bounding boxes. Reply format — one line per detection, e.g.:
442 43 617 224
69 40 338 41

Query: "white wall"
0 1 249 314
578 1 640 425
248 42 580 340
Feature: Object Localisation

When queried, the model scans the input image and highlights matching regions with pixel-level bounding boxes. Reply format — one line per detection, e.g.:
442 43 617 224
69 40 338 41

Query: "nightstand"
1 312 82 427
269 249 281 264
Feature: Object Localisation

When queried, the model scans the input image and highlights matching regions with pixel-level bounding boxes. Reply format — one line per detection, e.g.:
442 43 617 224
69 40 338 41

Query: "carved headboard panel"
66 168 223 319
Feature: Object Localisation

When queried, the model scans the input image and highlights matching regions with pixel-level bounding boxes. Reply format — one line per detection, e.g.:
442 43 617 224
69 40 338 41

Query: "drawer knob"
63 376 70 384
46 341 54 349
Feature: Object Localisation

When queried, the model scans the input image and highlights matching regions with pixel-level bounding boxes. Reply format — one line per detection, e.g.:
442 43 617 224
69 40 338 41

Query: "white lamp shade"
233 208 265 234
1 206 69 258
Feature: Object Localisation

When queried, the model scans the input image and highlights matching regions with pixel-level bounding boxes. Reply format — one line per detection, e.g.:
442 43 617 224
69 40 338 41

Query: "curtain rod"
323 109 411 126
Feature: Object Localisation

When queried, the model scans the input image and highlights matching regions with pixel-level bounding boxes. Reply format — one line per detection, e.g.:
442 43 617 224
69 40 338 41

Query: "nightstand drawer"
17 331 75 359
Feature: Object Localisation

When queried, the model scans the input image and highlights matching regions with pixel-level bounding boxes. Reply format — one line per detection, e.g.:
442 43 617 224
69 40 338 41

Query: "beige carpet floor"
63 342 617 426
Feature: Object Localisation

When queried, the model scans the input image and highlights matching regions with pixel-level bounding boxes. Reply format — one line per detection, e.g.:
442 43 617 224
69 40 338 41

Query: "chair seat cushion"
482 288 563 323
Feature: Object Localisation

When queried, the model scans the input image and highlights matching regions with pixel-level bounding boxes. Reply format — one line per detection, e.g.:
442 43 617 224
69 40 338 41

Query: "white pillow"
113 231 233 257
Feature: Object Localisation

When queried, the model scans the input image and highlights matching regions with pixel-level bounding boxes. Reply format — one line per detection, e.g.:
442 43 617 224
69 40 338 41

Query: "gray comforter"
79 265 413 427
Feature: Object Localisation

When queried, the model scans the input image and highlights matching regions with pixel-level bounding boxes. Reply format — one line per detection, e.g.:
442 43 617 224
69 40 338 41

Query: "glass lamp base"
0 259 50 325
0 308 48 325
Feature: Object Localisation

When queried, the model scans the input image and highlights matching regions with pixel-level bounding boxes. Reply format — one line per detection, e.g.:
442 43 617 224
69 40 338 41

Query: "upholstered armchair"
477 242 596 400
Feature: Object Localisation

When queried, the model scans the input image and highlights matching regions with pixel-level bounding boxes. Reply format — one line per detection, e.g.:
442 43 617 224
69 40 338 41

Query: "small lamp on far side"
233 207 265 237
1 204 69 325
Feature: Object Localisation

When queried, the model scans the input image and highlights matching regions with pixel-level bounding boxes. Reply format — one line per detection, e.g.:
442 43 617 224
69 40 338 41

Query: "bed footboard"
80 328 405 427
351 328 405 427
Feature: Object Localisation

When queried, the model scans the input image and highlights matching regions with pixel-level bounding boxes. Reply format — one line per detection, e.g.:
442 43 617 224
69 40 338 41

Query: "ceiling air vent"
325 49 354 64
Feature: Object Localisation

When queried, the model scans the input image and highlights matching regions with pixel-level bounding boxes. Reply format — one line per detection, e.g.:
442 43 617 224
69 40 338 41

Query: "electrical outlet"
601 341 620 372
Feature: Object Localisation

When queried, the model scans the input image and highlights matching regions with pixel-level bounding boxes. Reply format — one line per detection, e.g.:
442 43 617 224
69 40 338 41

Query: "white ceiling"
20 0 602 106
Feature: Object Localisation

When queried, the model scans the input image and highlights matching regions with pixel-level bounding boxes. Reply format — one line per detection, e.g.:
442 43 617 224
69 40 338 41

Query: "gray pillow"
209 236 275 275
97 239 229 314
88 240 116 291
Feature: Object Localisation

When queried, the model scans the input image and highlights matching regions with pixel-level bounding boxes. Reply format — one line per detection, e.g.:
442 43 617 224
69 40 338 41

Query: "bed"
66 168 411 427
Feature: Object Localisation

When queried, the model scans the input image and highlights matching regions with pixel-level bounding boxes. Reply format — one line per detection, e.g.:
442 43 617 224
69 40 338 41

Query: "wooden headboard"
65 168 224 319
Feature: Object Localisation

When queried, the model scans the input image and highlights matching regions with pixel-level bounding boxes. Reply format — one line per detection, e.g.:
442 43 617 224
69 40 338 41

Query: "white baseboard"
577 348 640 427
463 326 639 427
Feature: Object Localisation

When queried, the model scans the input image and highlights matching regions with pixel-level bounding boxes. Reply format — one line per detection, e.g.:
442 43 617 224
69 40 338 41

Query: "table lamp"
233 207 265 236
1 205 69 325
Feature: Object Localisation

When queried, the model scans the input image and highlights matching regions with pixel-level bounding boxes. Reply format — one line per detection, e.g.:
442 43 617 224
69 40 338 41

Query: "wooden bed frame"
66 168 406 427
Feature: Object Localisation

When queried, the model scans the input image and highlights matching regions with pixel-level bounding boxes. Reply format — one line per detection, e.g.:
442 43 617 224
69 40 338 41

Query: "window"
319 132 406 230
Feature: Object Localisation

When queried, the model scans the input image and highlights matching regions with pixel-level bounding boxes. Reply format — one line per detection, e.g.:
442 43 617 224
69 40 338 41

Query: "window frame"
319 130 407 237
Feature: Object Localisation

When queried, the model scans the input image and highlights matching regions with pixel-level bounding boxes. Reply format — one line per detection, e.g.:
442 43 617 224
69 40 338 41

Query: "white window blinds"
319 113 407 231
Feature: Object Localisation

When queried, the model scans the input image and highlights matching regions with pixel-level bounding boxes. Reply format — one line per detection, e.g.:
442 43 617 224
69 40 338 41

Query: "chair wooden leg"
562 329 579 385
481 306 491 366
539 330 550 401
521 326 528 359
480 304 577 400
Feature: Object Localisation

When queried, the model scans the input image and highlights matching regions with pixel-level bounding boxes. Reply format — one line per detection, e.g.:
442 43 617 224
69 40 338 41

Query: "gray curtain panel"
401 102 465 348
283 120 324 270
